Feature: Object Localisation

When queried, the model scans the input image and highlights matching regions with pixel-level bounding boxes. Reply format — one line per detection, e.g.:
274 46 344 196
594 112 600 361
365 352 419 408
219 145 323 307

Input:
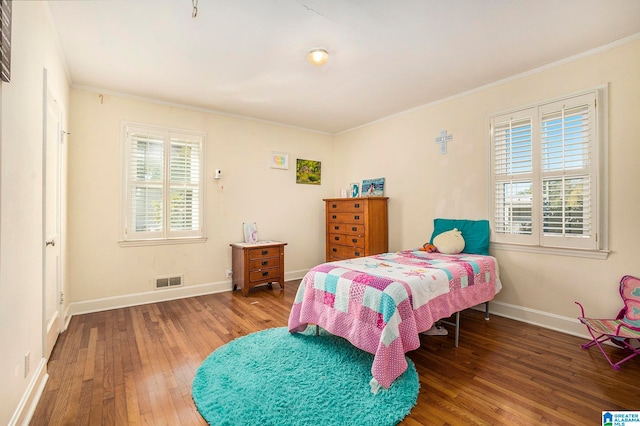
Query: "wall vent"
155 275 183 289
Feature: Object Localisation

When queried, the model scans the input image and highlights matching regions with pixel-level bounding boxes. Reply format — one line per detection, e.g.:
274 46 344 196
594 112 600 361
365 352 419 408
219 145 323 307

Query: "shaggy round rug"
192 327 419 425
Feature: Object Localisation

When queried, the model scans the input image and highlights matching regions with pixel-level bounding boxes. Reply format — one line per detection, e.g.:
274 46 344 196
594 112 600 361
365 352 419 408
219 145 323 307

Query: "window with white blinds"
122 123 205 242
490 90 605 251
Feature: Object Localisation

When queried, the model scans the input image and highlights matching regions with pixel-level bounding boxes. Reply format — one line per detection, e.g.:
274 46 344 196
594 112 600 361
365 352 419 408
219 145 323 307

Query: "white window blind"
123 124 205 242
490 90 603 251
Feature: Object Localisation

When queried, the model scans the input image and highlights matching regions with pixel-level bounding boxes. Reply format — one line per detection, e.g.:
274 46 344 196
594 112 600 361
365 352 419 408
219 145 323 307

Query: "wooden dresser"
230 241 287 296
324 197 388 262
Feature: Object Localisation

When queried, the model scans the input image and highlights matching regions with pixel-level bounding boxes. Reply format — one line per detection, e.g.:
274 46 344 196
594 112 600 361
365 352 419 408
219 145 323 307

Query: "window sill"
490 242 610 260
119 236 207 248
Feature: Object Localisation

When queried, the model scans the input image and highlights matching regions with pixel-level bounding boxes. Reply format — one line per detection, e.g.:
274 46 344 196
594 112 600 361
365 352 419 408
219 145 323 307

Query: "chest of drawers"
230 241 287 296
324 197 388 262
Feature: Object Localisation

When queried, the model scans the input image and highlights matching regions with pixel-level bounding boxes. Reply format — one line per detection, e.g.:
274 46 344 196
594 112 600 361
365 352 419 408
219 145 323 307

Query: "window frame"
489 87 609 258
120 122 206 246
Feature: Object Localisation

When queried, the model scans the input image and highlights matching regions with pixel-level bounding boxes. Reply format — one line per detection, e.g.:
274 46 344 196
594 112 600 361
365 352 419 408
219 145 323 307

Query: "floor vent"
155 275 183 289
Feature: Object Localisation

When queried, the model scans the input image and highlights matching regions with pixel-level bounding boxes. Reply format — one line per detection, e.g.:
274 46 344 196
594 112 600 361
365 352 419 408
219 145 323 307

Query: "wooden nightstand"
230 241 287 296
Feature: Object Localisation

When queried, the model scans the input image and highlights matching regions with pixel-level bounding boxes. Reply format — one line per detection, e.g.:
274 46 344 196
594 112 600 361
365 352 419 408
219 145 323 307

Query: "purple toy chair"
575 275 640 370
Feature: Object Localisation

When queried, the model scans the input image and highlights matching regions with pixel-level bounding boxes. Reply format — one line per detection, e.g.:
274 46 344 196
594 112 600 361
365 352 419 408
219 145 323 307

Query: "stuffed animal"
433 228 465 254
420 242 437 252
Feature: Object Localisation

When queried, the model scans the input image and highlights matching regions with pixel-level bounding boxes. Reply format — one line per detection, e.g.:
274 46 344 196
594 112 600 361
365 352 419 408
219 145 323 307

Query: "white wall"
334 38 640 335
67 90 335 308
0 2 70 424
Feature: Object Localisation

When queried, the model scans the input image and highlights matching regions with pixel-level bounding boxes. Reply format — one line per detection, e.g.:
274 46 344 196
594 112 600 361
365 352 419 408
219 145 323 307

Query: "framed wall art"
296 159 321 185
270 151 289 169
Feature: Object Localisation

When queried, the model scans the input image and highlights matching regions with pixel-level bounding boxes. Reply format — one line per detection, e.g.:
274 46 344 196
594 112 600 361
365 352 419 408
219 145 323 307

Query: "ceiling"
47 0 640 134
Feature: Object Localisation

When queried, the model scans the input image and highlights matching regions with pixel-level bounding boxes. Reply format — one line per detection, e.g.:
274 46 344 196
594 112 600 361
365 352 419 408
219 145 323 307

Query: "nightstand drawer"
249 267 279 283
249 257 279 270
248 246 280 260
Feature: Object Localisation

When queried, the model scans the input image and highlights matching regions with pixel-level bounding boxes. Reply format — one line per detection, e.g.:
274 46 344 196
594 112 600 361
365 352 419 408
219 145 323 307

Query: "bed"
287 219 502 392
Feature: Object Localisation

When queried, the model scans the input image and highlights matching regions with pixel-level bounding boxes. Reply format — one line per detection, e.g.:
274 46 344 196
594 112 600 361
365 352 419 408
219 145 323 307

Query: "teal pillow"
429 218 490 256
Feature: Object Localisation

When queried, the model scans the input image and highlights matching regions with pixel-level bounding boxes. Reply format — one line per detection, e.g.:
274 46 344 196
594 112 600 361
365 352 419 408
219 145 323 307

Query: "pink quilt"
288 249 502 391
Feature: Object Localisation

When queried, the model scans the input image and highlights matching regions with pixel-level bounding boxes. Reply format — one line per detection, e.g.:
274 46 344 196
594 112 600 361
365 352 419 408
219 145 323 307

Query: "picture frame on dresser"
349 182 360 198
362 178 384 197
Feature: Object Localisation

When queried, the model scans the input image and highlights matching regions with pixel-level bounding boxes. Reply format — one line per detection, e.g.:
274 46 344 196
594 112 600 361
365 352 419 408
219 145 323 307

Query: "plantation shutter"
123 124 204 241
168 134 202 236
491 109 536 244
539 92 596 249
128 129 165 239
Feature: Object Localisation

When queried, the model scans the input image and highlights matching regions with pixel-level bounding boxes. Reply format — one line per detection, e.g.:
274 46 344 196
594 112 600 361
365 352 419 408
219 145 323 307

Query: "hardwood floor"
31 280 639 425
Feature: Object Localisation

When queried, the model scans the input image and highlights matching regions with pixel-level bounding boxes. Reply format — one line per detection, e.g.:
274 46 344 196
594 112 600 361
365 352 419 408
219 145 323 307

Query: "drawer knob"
262 250 268 255
261 260 268 266
354 203 360 208
334 236 339 241
352 227 357 231
262 271 269 277
354 215 360 220
332 215 337 219
332 248 337 252
352 238 357 243
332 204 337 208
355 252 361 256
334 226 340 230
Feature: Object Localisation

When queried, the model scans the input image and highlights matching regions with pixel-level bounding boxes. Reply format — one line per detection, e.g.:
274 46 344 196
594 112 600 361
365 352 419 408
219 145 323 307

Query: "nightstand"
230 241 287 296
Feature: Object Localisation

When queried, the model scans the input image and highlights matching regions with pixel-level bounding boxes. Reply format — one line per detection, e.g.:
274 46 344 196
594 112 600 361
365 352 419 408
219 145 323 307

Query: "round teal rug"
192 327 419 425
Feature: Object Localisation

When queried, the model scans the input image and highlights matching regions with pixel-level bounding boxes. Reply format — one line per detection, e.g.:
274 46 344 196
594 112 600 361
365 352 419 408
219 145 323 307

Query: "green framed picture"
296 159 321 185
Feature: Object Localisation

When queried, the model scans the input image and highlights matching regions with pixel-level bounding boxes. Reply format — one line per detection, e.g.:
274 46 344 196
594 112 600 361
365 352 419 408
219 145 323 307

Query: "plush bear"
433 228 465 254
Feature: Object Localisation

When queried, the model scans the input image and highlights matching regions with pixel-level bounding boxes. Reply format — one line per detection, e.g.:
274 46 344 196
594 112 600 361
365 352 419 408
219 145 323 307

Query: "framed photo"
349 182 360 198
270 152 289 169
296 159 321 185
243 222 258 243
362 178 385 197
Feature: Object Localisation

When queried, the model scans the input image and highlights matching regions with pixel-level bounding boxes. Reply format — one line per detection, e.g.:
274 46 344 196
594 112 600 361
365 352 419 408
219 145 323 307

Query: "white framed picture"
349 182 360 198
270 152 289 169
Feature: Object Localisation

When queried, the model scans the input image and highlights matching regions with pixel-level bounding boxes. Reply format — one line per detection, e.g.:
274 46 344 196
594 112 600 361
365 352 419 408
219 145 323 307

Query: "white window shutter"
491 110 537 245
539 93 596 249
122 124 205 242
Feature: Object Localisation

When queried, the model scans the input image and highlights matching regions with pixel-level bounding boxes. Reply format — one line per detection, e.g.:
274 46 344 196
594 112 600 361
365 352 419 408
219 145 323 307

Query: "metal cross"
435 130 452 155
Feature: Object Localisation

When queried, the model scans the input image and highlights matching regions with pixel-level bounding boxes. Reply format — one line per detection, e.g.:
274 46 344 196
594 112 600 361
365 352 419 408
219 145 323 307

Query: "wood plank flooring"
31 280 640 425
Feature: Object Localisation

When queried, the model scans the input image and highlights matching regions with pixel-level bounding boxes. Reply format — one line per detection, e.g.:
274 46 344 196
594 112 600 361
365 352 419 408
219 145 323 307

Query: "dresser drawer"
326 200 365 213
248 246 280 260
249 267 279 283
249 257 279 270
328 223 364 235
329 233 364 247
328 244 365 259
327 212 365 224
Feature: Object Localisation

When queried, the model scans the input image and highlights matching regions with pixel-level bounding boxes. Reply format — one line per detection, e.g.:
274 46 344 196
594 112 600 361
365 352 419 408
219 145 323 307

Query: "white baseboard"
285 269 308 282
484 300 592 341
69 280 232 316
9 358 48 426
69 270 310 317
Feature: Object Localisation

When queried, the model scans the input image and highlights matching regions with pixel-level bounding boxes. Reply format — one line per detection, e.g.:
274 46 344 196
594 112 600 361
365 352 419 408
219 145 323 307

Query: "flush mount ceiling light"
307 48 329 66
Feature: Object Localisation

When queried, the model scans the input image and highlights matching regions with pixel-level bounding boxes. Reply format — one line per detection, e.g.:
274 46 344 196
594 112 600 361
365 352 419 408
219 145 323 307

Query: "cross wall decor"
435 130 452 155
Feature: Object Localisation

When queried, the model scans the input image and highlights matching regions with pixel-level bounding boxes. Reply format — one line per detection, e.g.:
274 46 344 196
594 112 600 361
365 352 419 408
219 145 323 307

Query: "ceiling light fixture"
307 48 329 66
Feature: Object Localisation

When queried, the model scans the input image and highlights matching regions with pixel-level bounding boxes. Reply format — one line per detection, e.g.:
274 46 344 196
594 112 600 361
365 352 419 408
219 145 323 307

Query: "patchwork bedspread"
288 249 502 390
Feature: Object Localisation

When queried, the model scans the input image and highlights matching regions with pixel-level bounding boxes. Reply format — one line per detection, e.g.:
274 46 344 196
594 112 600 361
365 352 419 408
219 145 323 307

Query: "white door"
43 74 63 359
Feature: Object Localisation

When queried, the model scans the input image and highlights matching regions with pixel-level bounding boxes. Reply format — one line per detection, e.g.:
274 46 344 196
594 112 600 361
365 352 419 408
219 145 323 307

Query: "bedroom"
1 0 640 424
